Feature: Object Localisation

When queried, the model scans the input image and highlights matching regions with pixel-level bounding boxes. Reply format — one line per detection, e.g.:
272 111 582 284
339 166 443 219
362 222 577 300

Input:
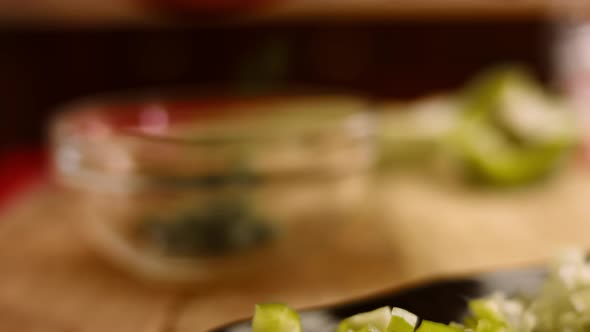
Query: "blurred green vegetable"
378 65 579 186
141 197 272 256
253 303 302 332
456 66 578 186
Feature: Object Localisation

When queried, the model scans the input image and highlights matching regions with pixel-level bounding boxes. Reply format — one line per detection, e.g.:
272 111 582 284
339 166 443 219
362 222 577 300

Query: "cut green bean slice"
387 307 419 332
252 303 302 332
337 306 392 332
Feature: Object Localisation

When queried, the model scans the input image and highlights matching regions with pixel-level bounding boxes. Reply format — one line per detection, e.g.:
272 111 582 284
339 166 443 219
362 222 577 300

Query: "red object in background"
0 148 45 209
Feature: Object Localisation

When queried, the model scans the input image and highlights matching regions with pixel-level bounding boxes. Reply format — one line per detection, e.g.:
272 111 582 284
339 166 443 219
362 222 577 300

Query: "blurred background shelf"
0 0 160 26
243 0 555 22
0 0 588 27
0 19 551 150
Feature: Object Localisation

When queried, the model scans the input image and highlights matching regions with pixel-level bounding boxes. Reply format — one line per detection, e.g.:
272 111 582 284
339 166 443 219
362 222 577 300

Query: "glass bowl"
50 93 375 283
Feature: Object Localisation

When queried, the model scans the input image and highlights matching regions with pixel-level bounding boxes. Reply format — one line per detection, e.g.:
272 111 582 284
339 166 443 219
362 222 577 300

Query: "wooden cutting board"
3 165 590 332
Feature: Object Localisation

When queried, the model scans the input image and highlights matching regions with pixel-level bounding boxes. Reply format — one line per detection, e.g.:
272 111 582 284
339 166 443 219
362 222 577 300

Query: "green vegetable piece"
460 66 535 119
448 322 465 330
416 320 463 332
469 299 504 324
455 65 576 186
461 137 568 185
337 306 392 332
474 319 506 332
387 307 418 332
252 303 302 332
462 66 576 145
463 316 478 330
357 325 383 332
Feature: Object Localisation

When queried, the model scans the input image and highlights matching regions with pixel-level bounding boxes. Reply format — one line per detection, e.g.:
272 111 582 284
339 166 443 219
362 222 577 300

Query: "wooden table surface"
3 165 590 332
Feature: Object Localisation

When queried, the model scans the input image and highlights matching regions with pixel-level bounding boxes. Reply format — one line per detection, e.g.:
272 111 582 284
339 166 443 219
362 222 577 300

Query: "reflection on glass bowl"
51 93 375 282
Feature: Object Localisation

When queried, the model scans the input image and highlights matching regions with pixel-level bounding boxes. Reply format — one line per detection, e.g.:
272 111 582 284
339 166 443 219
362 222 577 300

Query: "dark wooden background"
0 19 552 149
